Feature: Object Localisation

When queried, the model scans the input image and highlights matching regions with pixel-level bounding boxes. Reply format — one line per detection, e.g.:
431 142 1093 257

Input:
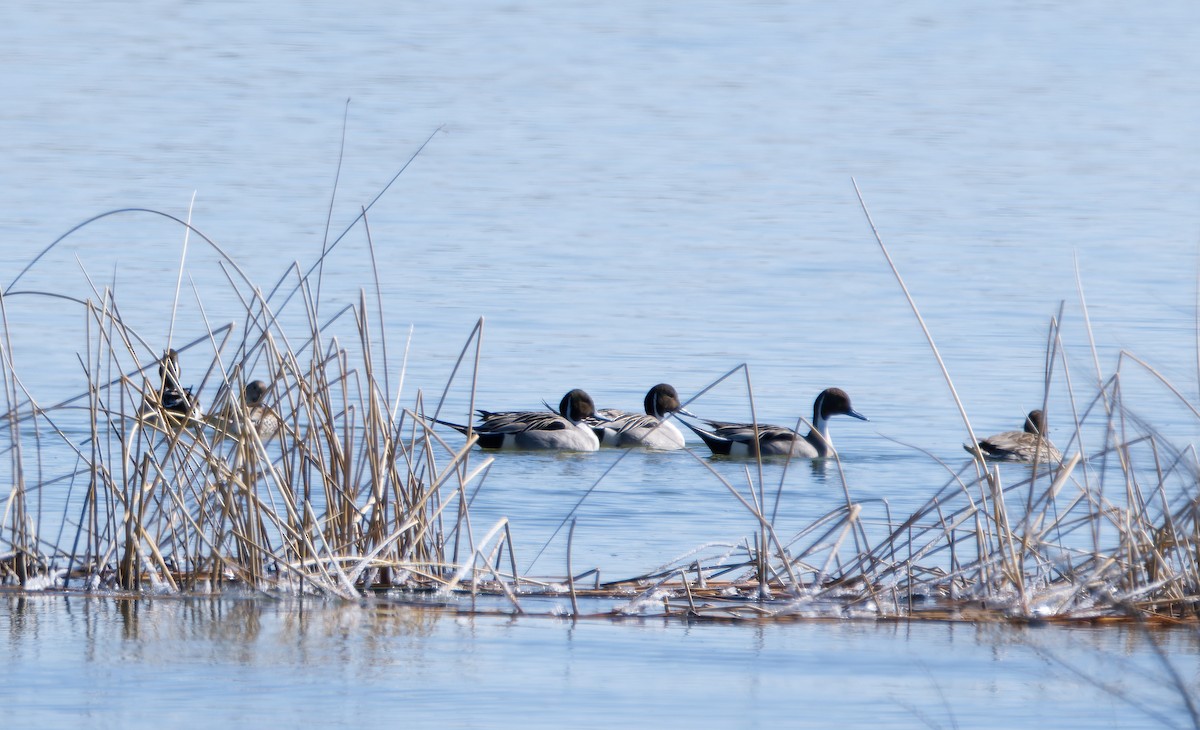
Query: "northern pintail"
240 380 282 441
436 389 601 451
966 409 1061 463
587 383 694 450
202 380 282 444
682 387 867 458
143 349 201 419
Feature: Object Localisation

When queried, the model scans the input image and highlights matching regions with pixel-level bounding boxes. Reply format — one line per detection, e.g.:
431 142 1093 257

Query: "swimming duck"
966 409 1061 463
241 380 282 441
436 389 602 451
587 383 694 450
682 387 867 458
202 380 283 447
144 349 200 419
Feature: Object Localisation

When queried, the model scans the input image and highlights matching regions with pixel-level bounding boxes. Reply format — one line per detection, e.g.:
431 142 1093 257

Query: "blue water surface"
2 1 1200 726
3 594 1198 730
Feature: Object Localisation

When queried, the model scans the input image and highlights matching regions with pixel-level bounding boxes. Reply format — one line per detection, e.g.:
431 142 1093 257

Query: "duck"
435 389 602 451
966 409 1061 463
587 383 694 450
240 380 282 441
202 380 282 442
143 349 200 420
682 387 867 458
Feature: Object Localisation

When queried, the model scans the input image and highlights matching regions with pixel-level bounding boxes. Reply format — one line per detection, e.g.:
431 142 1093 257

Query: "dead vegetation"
0 179 1198 627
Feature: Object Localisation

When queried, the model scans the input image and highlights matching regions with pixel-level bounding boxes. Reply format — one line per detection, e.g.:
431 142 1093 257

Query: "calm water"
3 1 1200 726
4 594 1199 730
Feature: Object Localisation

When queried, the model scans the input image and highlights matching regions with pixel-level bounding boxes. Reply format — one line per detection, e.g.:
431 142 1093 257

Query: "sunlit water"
3 0 1200 726
4 594 1198 730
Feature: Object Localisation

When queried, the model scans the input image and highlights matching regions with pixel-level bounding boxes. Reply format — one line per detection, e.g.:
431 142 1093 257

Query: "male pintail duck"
682 387 867 458
143 349 200 419
436 389 602 451
966 409 1061 463
587 383 694 450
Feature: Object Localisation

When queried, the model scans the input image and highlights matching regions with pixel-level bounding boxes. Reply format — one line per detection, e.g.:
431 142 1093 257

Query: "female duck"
588 383 694 450
683 387 867 458
241 380 282 441
203 380 282 442
437 389 601 451
967 409 1061 463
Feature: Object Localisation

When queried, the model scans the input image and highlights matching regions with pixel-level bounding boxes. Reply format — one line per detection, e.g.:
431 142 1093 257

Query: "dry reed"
0 183 1198 630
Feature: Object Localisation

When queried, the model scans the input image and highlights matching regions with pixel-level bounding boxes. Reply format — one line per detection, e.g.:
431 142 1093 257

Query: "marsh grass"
4 277 1197 627
1 174 1199 629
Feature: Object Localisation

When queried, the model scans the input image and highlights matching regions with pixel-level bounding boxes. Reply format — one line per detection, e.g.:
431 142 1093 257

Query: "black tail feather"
678 417 733 456
427 416 512 450
429 416 470 437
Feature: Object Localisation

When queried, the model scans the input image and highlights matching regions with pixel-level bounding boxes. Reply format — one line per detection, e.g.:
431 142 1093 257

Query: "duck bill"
676 407 699 419
848 409 869 422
